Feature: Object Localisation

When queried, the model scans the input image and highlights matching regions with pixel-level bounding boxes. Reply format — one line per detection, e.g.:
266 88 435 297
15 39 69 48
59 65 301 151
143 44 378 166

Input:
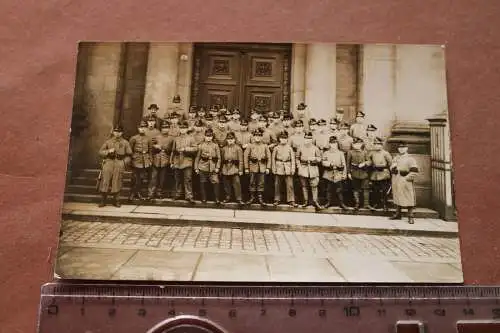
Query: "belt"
108 155 125 160
201 156 218 162
224 159 239 164
250 158 267 163
300 161 318 166
351 163 366 170
373 166 388 171
276 158 290 162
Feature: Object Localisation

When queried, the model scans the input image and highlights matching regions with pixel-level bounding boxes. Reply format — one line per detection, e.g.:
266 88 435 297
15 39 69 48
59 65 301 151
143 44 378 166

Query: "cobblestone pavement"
60 220 459 261
56 220 463 283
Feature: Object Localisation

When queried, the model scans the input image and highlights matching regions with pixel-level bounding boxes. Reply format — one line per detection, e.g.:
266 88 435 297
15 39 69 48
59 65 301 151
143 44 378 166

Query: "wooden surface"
0 1 499 332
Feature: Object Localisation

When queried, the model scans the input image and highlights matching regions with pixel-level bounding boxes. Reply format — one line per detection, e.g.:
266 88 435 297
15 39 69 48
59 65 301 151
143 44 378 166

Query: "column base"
386 122 430 154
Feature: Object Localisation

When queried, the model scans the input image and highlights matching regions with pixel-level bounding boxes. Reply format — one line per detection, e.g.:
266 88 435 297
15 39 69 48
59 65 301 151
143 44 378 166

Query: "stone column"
143 43 180 118
358 44 397 139
290 43 306 117
80 42 123 168
304 43 336 121
176 43 194 115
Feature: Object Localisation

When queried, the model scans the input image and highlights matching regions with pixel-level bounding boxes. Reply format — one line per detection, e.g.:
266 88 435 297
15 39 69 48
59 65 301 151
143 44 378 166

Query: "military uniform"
244 128 271 204
349 111 368 140
129 120 153 200
390 142 419 223
195 128 221 203
235 120 252 149
313 120 330 151
144 123 161 142
321 136 348 209
368 137 392 211
167 112 181 137
170 121 198 202
192 119 206 146
295 102 309 131
97 126 132 207
248 119 260 133
296 131 323 209
267 112 284 139
148 122 174 199
346 138 370 210
228 110 241 132
271 131 296 206
289 120 306 152
186 106 198 130
282 114 294 137
213 116 229 148
221 132 244 204
145 104 162 129
337 124 354 153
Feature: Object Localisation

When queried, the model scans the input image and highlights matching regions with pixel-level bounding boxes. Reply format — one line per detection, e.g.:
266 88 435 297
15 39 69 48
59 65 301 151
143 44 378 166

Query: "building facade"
68 42 451 214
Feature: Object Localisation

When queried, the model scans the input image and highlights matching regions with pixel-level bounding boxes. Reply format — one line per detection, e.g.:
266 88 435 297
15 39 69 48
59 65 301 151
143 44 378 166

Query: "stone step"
63 193 440 219
70 176 133 187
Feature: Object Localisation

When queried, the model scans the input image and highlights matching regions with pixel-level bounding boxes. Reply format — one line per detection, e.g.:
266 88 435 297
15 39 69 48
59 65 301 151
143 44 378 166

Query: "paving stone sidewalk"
61 202 458 237
55 219 463 283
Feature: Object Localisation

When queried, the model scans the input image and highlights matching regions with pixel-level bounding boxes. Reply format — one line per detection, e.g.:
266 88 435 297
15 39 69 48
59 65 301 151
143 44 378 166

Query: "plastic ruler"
37 283 500 333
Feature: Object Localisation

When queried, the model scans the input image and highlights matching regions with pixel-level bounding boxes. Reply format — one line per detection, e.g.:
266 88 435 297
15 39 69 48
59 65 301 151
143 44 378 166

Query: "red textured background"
1 0 499 332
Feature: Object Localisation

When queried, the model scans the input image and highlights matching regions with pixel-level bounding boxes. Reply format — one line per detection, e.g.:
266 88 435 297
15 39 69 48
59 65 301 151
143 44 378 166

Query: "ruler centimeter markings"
37 283 500 333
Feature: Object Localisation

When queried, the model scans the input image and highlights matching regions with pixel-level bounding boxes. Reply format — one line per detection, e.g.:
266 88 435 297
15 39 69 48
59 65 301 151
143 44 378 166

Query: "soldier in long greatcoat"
129 120 153 200
148 121 174 199
321 136 348 210
271 131 296 207
389 142 419 224
367 137 392 212
296 131 323 210
195 128 221 204
221 132 244 205
346 137 370 211
244 128 271 205
97 125 132 207
170 121 198 203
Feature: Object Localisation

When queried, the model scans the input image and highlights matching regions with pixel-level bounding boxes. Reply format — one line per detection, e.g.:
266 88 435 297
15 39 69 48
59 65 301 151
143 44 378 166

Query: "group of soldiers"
96 101 419 224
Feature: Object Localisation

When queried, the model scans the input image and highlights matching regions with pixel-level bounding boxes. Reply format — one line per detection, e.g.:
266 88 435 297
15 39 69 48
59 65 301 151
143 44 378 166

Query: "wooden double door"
191 43 292 119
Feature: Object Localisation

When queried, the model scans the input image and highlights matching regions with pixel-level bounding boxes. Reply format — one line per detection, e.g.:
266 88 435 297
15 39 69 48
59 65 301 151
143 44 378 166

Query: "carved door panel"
192 44 291 119
242 51 286 118
196 49 242 109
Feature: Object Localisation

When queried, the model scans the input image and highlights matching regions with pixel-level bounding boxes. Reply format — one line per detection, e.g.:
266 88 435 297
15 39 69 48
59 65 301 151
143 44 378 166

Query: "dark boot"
312 187 323 211
390 206 402 220
257 192 265 205
301 188 309 208
353 191 360 212
214 184 221 205
364 189 375 210
200 183 207 203
246 192 255 205
381 191 389 212
288 201 297 207
113 193 121 208
337 190 348 210
408 207 415 224
98 193 107 207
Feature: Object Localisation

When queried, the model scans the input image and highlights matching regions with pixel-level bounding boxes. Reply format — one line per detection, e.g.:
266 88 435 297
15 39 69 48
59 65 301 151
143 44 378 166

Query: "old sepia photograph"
55 42 462 282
